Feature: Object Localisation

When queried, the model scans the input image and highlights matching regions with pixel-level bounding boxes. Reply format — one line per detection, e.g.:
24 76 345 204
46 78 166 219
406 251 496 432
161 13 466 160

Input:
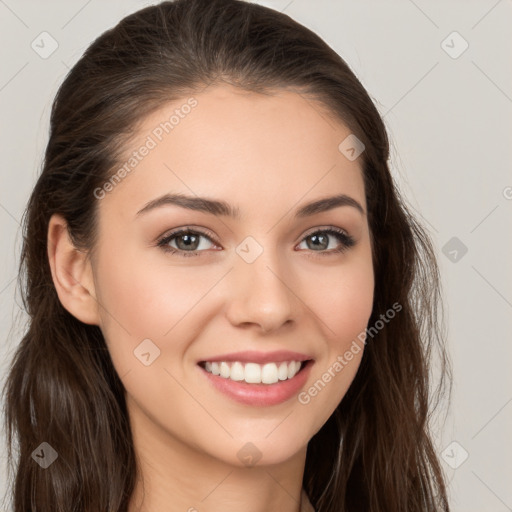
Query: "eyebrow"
135 192 365 219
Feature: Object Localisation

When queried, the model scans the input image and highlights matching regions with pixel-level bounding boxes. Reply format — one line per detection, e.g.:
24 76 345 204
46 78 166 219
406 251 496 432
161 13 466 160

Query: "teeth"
230 362 245 381
202 360 303 384
278 362 288 381
220 362 230 378
261 363 278 384
245 363 261 383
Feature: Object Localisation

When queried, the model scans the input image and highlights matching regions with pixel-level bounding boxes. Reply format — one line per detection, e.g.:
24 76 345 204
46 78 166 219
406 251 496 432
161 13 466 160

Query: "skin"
47 84 374 512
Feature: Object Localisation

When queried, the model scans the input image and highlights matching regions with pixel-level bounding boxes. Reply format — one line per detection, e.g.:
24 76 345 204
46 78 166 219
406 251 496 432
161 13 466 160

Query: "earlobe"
47 213 100 325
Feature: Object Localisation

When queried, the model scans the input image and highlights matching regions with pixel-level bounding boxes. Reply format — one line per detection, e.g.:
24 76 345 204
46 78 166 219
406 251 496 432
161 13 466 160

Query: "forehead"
99 84 366 218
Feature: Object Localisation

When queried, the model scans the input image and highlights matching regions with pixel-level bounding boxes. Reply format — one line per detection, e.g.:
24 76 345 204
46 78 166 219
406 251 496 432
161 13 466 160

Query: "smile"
197 359 314 407
200 360 304 384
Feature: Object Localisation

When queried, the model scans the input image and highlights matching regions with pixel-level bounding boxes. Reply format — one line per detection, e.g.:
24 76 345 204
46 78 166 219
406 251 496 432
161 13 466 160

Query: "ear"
47 213 100 325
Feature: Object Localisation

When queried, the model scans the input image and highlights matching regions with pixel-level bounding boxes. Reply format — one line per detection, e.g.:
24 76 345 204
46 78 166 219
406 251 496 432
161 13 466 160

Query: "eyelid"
157 226 219 244
300 224 350 240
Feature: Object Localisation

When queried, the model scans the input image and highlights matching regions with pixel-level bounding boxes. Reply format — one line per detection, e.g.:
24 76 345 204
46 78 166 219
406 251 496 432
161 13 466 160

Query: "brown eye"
157 229 217 256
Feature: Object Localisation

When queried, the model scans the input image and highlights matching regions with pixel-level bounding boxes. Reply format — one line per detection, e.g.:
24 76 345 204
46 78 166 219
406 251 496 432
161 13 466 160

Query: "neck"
126 398 308 512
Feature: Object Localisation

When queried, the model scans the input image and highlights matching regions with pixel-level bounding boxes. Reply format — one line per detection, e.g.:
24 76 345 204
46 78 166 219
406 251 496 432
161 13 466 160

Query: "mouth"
196 356 314 407
197 359 312 385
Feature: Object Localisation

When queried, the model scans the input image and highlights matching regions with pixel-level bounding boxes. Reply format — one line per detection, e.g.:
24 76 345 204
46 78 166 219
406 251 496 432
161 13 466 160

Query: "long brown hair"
1 0 451 510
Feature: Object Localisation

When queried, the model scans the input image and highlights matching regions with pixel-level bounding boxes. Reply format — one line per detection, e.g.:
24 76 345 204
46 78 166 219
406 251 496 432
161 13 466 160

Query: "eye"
156 226 355 258
157 228 218 257
296 227 355 255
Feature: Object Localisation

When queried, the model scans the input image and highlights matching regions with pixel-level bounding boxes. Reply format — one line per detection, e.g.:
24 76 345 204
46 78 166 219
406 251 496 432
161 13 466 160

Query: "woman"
1 0 451 510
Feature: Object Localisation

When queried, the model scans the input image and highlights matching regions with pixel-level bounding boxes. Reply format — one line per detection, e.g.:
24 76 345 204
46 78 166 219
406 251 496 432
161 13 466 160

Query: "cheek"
298 259 373 431
92 246 229 378
311 256 374 345
94 246 215 339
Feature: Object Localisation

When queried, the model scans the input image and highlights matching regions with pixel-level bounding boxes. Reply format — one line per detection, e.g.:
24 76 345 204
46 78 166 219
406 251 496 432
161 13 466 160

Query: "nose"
224 247 297 333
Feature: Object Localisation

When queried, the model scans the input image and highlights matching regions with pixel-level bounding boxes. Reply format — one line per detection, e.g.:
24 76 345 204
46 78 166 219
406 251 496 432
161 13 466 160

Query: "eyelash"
156 227 356 258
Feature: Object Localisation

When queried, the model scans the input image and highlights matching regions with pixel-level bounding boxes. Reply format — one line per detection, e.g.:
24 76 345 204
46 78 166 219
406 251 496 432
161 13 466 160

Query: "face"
89 84 374 468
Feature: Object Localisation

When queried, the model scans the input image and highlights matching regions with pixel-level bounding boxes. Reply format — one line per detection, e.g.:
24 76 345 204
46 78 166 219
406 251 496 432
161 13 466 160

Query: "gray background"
1 0 511 510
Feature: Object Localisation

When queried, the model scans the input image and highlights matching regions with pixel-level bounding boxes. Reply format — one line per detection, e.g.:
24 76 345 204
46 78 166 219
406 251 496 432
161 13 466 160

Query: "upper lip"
198 350 313 365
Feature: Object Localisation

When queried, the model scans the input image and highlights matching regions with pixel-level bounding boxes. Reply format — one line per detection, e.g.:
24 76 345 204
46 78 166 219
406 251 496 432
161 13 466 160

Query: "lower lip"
198 361 314 407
